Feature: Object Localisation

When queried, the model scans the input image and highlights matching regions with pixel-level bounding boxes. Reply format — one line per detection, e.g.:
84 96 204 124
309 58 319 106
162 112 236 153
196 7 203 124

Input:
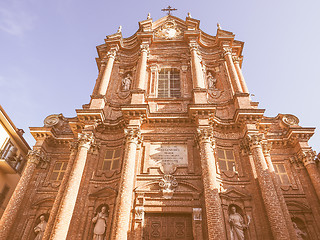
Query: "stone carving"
92 205 108 240
159 174 178 199
196 128 214 146
261 140 272 155
135 206 145 221
27 149 48 168
229 206 249 240
140 44 149 54
107 49 117 59
155 20 182 39
245 133 264 148
187 12 192 18
117 25 122 33
43 114 60 127
34 215 47 240
207 72 217 89
282 114 299 126
217 23 221 30
121 74 132 91
193 208 202 221
293 222 307 240
77 133 95 149
124 128 142 144
297 150 316 166
147 13 151 19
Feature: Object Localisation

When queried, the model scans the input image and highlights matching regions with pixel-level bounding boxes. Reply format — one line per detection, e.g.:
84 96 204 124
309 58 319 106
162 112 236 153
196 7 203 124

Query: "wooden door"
143 213 193 240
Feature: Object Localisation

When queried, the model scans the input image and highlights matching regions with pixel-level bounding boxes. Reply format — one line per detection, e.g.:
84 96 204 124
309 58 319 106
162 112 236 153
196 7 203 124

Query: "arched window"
158 68 180 98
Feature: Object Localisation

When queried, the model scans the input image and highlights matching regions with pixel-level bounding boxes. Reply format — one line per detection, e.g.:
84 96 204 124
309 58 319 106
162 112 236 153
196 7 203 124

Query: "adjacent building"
0 105 30 218
0 13 319 240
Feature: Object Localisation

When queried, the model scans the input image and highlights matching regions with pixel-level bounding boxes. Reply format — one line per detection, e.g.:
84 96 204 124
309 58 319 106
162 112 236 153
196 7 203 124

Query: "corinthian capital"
76 133 95 149
298 150 316 166
245 133 264 148
222 47 233 57
196 128 215 146
261 140 272 155
232 56 241 64
140 44 149 54
189 42 199 52
124 128 142 144
107 48 117 59
27 149 49 167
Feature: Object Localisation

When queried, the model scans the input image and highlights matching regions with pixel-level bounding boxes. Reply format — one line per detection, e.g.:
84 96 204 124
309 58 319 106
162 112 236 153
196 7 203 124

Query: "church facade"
0 13 319 240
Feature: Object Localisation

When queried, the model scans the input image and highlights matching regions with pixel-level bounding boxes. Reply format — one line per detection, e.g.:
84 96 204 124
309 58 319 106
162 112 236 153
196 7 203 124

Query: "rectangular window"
50 161 67 181
274 163 290 185
102 149 121 171
158 68 180 98
217 149 236 172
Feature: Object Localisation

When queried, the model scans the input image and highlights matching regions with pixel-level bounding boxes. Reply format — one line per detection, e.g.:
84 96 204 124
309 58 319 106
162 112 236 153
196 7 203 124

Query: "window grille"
158 68 180 98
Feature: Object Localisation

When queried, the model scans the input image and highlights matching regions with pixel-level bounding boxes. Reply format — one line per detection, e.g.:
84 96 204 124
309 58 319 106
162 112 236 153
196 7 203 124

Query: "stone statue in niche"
207 72 217 89
228 206 250 240
34 215 47 240
293 222 307 240
121 74 132 91
92 205 109 240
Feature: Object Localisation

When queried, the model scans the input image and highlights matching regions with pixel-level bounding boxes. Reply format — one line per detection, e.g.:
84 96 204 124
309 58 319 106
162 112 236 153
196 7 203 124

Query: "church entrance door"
143 213 193 240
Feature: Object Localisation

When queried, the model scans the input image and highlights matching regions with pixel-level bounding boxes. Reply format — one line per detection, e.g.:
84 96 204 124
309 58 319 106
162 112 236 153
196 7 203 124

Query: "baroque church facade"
0 13 319 240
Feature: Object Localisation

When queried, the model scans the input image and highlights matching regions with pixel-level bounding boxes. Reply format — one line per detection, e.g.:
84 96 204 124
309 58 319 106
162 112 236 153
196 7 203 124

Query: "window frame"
274 163 291 185
102 148 122 171
157 68 181 98
216 148 237 172
50 161 68 181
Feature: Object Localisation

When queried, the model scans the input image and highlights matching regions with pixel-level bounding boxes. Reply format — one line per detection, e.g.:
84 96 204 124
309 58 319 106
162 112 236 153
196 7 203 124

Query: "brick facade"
1 14 319 240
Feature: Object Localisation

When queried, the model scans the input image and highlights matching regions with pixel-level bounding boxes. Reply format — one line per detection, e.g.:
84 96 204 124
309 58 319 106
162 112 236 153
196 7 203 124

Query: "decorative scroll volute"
27 149 49 168
261 140 272 156
124 128 142 144
297 150 317 166
196 128 215 147
245 133 264 148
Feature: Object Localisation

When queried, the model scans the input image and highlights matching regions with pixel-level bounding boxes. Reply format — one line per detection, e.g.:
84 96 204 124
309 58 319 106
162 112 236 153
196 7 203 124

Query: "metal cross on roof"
161 6 177 15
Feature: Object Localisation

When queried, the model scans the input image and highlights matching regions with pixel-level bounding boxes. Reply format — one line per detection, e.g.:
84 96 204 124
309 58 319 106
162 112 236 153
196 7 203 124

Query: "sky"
0 0 319 152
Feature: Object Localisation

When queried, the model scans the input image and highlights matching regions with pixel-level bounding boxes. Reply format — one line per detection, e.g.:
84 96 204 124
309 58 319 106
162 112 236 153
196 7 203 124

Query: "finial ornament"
147 13 151 19
187 12 192 18
217 23 221 30
161 6 177 15
117 25 122 33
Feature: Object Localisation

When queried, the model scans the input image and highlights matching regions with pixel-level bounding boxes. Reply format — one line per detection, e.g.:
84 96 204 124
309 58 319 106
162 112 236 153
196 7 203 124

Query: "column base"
192 88 207 104
234 92 252 109
89 95 106 109
131 89 146 104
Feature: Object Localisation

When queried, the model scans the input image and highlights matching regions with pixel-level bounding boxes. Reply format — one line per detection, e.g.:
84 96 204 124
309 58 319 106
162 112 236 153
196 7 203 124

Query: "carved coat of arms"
155 20 182 39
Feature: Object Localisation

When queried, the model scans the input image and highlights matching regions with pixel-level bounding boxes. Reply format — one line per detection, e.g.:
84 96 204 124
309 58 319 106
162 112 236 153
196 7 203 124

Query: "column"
245 133 290 239
0 149 47 240
111 128 141 240
96 48 117 95
299 150 320 201
189 43 205 89
262 141 298 240
233 57 249 93
42 143 78 240
50 133 94 240
136 43 149 90
196 128 226 239
223 47 242 93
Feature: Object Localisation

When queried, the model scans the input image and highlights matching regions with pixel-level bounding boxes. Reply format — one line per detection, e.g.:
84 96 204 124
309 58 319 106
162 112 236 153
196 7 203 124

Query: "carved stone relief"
155 20 182 39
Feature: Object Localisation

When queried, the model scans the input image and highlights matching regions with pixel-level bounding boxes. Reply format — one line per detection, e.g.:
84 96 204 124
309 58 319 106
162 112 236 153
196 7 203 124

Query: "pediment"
220 187 251 200
31 197 55 208
89 186 117 198
287 201 311 212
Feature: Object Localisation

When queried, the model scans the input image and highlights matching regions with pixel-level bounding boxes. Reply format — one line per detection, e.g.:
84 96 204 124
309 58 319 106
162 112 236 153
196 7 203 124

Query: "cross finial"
161 6 177 15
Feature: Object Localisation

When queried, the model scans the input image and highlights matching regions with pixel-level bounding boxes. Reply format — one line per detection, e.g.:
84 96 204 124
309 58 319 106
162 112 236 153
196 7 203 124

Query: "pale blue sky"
0 0 319 152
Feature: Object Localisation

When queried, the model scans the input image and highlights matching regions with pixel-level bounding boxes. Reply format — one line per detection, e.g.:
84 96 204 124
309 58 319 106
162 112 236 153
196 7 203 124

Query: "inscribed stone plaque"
149 144 187 173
